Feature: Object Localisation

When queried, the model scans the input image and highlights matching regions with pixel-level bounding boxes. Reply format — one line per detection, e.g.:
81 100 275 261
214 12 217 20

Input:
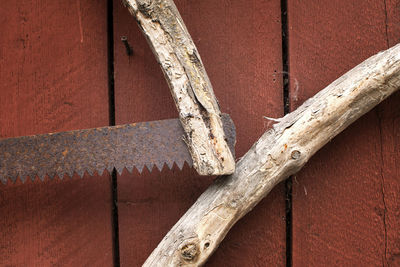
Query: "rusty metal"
0 114 235 184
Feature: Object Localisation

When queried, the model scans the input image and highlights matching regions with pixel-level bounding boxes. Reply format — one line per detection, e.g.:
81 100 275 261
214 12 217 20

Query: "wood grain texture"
142 44 400 266
288 0 400 265
113 0 285 265
0 1 113 266
123 0 236 176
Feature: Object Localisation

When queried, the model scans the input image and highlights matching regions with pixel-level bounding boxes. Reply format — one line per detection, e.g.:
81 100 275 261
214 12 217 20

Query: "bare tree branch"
144 44 400 266
123 0 235 175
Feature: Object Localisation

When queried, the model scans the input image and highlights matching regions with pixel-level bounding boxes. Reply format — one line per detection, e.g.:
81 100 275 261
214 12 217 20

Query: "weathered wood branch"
123 0 235 175
143 44 400 266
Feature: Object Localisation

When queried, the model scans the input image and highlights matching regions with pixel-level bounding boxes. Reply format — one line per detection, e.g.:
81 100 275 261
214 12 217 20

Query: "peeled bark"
123 0 235 176
143 44 400 266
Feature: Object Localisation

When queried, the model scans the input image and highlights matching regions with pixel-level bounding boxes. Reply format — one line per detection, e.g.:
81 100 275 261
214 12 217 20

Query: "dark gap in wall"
111 169 120 267
107 0 120 266
280 0 292 266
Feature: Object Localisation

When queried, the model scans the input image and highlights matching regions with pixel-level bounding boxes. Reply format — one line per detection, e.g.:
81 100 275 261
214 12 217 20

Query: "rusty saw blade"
0 114 235 184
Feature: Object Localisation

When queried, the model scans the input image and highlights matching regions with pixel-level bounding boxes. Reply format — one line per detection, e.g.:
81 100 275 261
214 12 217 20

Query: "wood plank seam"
279 0 293 266
107 0 121 265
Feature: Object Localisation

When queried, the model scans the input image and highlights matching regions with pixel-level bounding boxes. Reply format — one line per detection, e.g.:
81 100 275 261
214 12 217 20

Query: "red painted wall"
0 0 399 266
288 0 400 265
0 1 113 266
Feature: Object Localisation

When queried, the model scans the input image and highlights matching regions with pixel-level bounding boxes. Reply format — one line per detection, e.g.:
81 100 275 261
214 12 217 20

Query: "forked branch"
144 44 400 266
123 0 235 175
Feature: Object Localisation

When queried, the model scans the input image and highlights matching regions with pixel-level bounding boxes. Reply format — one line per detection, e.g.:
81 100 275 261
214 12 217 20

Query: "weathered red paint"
0 1 113 266
113 0 286 265
1 0 398 265
288 0 400 265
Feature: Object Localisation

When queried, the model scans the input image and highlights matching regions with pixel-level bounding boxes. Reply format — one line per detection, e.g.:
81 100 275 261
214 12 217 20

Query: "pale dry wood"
143 44 400 266
123 0 235 175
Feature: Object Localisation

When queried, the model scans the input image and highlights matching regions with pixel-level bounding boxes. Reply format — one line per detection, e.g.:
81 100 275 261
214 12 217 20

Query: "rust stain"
0 114 235 183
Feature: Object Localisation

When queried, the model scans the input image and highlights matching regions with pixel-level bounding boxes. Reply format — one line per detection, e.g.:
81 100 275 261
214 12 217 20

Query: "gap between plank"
107 0 120 266
280 0 292 266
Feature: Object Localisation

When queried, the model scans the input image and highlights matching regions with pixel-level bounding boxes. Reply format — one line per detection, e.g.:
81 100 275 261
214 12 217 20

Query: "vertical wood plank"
379 1 400 264
288 0 400 265
113 0 286 265
0 1 113 266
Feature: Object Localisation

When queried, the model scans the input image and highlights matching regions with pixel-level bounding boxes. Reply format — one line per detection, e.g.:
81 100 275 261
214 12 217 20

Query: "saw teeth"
2 175 11 184
166 160 174 170
106 165 114 174
97 168 106 176
176 160 185 170
145 163 154 173
1 160 198 184
115 165 124 175
87 168 95 176
155 162 164 172
56 172 64 179
66 169 74 179
126 166 134 173
37 171 46 181
76 170 85 178
135 164 145 174
47 171 57 180
185 159 193 168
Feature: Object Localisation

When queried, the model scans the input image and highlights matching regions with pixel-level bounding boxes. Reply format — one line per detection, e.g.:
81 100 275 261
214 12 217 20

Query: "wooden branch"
143 44 400 266
123 0 235 175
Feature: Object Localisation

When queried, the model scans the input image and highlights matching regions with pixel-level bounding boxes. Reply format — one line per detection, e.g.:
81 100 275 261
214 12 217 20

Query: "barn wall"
0 0 399 266
0 1 113 266
288 0 400 265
